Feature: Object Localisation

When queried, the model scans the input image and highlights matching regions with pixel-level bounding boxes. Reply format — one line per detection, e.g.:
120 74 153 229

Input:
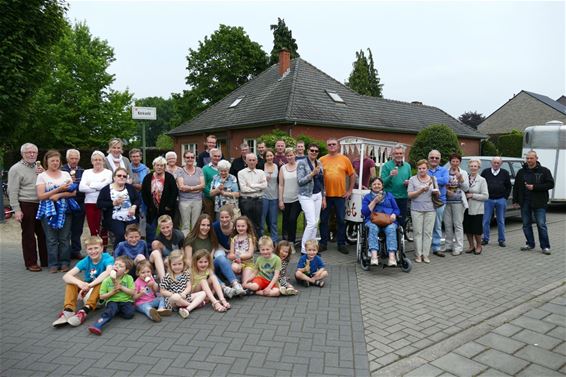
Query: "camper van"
522 120 566 203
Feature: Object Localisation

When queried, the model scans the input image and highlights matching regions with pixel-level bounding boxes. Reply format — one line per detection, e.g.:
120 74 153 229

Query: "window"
181 143 198 156
326 90 345 103
229 96 244 108
243 138 257 154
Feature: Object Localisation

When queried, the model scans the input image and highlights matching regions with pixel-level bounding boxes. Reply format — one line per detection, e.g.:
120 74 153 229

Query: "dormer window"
326 90 345 104
229 96 244 108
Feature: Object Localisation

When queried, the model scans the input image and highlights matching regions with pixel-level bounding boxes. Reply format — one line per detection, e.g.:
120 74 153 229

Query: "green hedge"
495 130 523 157
409 124 462 165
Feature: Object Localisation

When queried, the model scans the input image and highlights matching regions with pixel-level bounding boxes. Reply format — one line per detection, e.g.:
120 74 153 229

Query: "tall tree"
459 111 486 129
185 24 269 107
345 48 383 97
21 21 135 149
0 0 68 152
269 17 299 65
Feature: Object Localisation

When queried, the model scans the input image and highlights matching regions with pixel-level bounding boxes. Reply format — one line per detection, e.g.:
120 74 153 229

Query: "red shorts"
251 276 271 290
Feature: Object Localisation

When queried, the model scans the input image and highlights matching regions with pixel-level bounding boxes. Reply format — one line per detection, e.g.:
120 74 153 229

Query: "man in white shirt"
237 153 267 236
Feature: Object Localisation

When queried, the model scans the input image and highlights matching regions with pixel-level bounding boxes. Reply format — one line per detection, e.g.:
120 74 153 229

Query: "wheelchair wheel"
346 221 359 245
404 217 414 242
400 257 412 273
358 225 370 271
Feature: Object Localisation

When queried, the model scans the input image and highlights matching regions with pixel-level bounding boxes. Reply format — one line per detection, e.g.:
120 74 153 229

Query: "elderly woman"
79 151 113 246
36 150 77 273
297 143 325 255
165 151 181 177
260 149 279 242
141 156 179 244
103 138 132 176
176 150 204 234
464 159 489 255
443 153 470 256
362 177 400 266
97 167 140 249
408 159 437 264
279 147 301 245
209 160 240 219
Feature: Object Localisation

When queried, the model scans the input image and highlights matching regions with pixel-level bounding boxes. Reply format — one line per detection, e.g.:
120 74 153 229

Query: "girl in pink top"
133 261 171 321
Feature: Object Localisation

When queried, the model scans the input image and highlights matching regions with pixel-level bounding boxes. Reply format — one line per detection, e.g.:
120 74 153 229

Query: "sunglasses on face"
185 156 195 159
429 157 440 160
115 174 127 178
309 149 319 153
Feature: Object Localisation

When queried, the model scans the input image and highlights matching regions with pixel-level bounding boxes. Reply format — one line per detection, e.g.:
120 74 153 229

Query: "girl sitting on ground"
275 241 298 296
191 249 231 312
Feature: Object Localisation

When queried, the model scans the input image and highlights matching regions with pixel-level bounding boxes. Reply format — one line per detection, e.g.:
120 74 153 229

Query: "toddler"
275 241 298 296
295 239 328 287
133 260 171 322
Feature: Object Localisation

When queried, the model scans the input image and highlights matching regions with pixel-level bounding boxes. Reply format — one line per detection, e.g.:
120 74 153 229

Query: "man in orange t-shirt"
319 138 355 254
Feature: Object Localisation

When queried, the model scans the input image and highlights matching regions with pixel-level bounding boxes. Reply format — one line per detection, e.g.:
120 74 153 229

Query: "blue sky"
67 1 565 118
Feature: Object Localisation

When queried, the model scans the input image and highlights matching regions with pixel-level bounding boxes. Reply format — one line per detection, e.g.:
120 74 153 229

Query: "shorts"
251 276 271 290
241 258 255 270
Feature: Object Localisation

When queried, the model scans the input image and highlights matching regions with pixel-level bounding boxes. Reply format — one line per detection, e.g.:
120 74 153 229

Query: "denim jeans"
260 198 279 243
365 222 398 255
41 216 72 268
320 197 346 246
214 254 238 285
109 219 138 249
431 204 445 252
482 198 507 242
92 301 135 330
136 297 166 319
70 204 85 255
145 218 157 248
521 203 550 249
395 198 408 229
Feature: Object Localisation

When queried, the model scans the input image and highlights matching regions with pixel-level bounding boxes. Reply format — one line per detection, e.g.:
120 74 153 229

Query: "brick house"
478 90 566 137
169 51 484 159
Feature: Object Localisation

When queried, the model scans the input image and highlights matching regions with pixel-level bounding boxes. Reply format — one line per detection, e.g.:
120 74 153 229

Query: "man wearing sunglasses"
428 150 449 257
319 138 355 254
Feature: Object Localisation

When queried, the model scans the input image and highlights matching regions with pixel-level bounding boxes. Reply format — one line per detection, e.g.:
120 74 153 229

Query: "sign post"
132 106 157 163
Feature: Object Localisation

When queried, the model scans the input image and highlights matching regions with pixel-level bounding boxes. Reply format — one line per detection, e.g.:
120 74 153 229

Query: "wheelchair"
356 222 412 272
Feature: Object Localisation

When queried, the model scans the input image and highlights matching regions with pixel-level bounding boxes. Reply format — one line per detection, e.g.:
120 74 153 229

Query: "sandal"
313 280 325 288
465 249 474 254
474 247 483 255
220 298 231 310
212 300 227 312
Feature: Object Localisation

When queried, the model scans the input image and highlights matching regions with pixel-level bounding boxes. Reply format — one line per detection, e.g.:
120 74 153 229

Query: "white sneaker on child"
178 308 190 319
223 286 235 299
234 284 246 296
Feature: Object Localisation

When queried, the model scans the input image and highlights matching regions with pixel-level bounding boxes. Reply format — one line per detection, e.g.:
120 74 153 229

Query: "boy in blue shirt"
114 224 148 275
52 236 114 327
295 239 328 287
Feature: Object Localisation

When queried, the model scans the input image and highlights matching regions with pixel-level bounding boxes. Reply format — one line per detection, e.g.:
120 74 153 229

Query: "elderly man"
381 144 411 229
202 148 222 218
427 150 449 257
8 143 47 271
481 157 512 247
513 151 554 255
319 138 355 254
237 153 267 236
62 149 85 259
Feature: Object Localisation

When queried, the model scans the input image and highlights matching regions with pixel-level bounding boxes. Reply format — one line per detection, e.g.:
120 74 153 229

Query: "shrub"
257 129 327 155
481 139 498 156
155 134 174 150
409 124 462 165
495 130 523 157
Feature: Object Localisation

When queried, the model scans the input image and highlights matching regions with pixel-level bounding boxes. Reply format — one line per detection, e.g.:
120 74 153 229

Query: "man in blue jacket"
427 150 449 257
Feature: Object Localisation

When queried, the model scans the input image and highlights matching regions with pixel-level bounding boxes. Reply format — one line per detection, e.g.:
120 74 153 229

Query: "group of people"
361 147 555 268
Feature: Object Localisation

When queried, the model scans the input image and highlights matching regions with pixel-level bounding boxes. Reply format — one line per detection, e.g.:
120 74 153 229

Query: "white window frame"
181 143 198 156
243 138 257 155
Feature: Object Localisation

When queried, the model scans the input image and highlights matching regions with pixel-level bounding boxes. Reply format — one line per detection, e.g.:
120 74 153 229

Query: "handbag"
371 212 393 227
431 176 444 208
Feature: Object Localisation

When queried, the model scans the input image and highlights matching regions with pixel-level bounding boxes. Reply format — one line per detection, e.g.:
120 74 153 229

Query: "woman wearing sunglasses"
97 167 140 249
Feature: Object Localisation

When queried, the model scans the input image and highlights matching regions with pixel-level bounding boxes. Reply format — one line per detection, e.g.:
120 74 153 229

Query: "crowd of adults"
7 135 556 273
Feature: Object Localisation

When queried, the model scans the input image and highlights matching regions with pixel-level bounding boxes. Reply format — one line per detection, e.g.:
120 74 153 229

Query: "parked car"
444 156 523 218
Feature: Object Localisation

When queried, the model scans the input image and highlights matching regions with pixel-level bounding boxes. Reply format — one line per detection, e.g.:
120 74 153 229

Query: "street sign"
132 106 157 120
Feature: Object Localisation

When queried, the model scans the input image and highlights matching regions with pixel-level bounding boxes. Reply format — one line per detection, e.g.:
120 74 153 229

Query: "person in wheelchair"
361 177 400 266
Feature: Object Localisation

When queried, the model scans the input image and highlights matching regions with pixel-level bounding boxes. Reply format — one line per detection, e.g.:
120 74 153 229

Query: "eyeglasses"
429 157 440 160
24 151 38 155
309 149 319 153
185 156 195 159
115 174 127 178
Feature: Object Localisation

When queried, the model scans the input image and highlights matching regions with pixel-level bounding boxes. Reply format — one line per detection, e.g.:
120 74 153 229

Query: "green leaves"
409 124 463 165
345 48 383 97
269 18 300 66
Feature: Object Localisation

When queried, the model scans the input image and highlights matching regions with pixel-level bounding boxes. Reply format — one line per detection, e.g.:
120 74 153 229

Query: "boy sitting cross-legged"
295 239 328 287
88 256 136 335
52 236 114 328
243 236 281 297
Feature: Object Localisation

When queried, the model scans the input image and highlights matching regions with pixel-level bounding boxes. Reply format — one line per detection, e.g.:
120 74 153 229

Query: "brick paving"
1 209 565 376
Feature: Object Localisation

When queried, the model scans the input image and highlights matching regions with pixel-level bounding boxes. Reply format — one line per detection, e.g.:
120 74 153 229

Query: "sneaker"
542 248 551 255
88 326 102 336
498 241 506 247
481 239 489 245
371 257 379 266
520 245 534 251
52 311 74 327
223 286 235 299
388 258 397 267
452 250 461 256
338 245 349 254
178 308 190 319
244 288 255 296
67 309 87 327
414 256 422 263
423 257 431 264
234 284 246 296
157 308 172 316
279 287 287 295
300 280 310 288
285 287 299 296
149 308 161 322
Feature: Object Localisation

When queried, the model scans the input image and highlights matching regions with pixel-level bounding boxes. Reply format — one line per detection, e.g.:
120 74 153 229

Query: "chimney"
278 48 291 77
